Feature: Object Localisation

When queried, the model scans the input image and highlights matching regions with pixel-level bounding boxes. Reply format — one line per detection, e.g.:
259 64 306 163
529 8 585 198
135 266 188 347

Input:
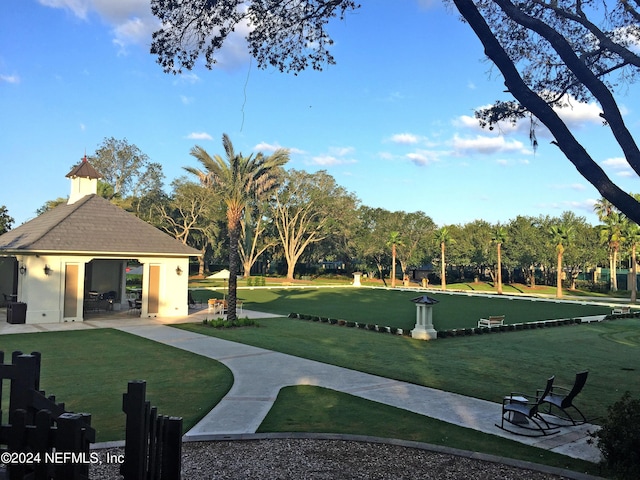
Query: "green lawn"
177 316 640 424
191 286 613 331
259 385 601 476
0 329 233 442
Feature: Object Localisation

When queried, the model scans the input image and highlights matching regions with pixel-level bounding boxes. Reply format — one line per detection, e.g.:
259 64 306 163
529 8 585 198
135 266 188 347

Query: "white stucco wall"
17 254 90 324
139 257 190 318
15 255 190 324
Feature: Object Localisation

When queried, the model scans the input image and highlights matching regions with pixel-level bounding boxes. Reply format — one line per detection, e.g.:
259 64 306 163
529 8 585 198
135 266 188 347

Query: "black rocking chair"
497 376 560 437
537 370 589 426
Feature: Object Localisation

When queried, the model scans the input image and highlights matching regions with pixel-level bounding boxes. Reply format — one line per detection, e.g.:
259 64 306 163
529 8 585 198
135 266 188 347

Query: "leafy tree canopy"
150 0 640 223
89 137 164 199
0 205 14 234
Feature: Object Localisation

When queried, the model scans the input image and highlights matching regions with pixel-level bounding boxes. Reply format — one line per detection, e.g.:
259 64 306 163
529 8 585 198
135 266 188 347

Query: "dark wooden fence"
121 380 182 480
1 353 183 480
0 350 96 480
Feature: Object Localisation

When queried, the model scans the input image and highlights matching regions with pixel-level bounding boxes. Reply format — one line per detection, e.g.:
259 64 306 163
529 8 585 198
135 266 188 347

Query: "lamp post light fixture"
19 265 27 275
44 265 53 276
176 266 183 276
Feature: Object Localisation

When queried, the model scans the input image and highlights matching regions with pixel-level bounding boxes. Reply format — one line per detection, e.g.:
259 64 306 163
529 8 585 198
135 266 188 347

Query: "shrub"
378 326 388 333
321 317 329 323
246 277 254 287
312 316 320 322
205 317 259 328
338 319 346 326
590 391 640 480
367 324 376 331
357 322 366 329
288 312 298 318
346 321 356 328
389 326 398 334
329 318 338 325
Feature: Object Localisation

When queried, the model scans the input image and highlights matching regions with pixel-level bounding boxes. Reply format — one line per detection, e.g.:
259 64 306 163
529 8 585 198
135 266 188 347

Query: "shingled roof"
0 194 201 257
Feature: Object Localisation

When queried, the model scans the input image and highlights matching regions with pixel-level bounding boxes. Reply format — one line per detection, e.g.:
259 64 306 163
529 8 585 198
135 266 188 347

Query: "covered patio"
0 158 200 324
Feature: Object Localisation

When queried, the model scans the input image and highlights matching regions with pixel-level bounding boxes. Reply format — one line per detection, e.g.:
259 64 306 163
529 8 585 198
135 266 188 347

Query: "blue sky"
1 0 638 228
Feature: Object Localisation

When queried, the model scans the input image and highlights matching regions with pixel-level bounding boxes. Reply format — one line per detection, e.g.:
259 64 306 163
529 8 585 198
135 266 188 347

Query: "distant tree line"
21 136 640 301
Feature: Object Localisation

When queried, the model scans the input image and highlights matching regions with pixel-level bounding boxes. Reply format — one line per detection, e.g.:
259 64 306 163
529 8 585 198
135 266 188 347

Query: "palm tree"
593 197 615 222
386 231 403 288
549 225 573 299
187 134 289 321
492 225 508 294
434 227 455 291
594 197 624 292
599 211 625 292
624 220 640 303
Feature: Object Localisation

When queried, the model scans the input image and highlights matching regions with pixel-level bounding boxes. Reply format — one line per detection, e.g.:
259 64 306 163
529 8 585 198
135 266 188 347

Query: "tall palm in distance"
187 134 289 321
492 225 508 295
549 225 573 299
434 227 455 291
386 231 403 288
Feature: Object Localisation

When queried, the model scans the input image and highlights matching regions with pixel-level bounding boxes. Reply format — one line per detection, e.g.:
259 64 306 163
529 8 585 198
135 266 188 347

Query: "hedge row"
288 313 403 335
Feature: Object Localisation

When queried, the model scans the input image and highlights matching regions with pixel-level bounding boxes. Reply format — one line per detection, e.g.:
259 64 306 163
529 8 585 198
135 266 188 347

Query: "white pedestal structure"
411 295 438 340
352 272 362 287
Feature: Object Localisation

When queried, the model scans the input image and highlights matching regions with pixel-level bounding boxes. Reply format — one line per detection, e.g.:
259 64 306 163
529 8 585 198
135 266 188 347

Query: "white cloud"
180 95 194 105
311 155 342 166
390 133 420 145
175 72 201 85
0 74 20 84
39 0 90 19
310 145 356 166
186 132 213 141
37 0 250 69
406 150 439 166
310 155 356 166
602 156 634 177
112 16 156 55
254 142 305 155
553 96 603 128
451 134 526 155
329 146 354 156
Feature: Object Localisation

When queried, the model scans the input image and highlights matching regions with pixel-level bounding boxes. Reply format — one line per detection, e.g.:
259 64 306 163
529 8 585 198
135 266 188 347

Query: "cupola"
65 155 102 204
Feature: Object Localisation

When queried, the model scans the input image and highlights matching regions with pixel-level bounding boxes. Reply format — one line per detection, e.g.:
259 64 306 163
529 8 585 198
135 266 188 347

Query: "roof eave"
0 249 202 257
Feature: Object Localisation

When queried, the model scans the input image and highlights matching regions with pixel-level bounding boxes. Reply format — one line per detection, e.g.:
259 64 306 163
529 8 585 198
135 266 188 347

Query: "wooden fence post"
121 380 149 479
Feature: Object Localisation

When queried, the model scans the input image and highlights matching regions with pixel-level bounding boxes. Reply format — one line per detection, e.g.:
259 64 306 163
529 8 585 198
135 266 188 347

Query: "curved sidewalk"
115 321 601 464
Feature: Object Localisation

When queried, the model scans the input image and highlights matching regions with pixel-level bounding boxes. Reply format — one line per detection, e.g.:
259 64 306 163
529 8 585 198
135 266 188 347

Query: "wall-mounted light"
44 265 52 276
19 265 27 275
176 266 183 276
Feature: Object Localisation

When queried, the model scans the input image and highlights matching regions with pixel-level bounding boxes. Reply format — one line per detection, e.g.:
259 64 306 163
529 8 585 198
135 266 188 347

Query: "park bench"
611 306 630 315
478 315 505 328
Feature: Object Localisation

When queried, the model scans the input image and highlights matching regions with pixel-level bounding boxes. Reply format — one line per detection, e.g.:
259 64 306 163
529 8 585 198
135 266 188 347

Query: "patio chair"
497 376 560 436
537 371 589 426
128 299 140 316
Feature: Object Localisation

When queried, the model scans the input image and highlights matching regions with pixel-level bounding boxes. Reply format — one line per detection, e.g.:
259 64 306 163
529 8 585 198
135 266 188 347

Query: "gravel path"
89 439 595 480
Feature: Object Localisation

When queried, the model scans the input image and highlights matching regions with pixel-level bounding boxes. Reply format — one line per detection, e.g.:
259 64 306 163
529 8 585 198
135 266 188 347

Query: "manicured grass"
175 317 640 424
258 385 601 476
0 329 233 442
191 287 612 331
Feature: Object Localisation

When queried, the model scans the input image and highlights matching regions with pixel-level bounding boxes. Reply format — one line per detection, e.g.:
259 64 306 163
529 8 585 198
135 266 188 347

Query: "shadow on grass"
258 385 604 476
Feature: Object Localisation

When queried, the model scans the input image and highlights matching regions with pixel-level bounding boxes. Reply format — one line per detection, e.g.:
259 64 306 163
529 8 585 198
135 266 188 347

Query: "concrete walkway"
0 308 602 463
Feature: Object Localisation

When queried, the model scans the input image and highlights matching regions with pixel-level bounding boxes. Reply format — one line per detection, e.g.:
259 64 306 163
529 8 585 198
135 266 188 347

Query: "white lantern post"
410 295 439 340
